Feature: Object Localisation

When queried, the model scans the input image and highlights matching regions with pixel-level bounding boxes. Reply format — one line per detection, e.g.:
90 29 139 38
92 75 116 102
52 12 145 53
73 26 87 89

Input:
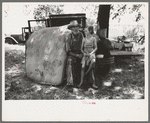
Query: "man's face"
71 26 79 34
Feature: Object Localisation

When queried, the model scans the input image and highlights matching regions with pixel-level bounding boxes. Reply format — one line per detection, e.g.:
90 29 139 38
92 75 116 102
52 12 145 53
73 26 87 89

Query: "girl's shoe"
92 84 98 89
77 84 81 88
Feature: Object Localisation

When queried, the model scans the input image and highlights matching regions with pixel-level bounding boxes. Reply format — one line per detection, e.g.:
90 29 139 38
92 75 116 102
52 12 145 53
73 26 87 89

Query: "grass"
5 43 145 100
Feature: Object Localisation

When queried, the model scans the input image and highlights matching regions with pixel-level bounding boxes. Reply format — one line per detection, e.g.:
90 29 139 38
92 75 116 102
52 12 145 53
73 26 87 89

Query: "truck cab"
28 13 86 34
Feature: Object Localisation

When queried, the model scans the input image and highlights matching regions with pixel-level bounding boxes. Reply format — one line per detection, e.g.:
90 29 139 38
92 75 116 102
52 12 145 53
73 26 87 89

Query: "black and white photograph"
2 2 148 121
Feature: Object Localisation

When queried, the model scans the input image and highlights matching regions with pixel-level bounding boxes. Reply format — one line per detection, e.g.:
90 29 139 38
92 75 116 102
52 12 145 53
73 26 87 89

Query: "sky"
3 3 99 34
3 2 147 38
3 3 37 34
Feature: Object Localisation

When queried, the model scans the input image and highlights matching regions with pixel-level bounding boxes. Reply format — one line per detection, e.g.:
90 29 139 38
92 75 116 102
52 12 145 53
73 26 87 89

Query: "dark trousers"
66 56 82 86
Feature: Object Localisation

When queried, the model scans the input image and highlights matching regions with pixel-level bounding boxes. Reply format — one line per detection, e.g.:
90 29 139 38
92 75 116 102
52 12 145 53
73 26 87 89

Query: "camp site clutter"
25 13 115 85
6 13 143 85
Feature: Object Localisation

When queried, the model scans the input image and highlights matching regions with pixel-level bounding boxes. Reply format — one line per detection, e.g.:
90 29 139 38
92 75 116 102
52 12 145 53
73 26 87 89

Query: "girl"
78 26 98 89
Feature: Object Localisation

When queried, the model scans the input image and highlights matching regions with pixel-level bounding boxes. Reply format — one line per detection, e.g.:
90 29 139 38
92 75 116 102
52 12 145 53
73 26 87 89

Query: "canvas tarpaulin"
26 25 71 85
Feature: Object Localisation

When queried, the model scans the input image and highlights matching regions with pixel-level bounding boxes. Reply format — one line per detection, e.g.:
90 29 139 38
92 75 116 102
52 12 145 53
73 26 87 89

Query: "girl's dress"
81 36 96 66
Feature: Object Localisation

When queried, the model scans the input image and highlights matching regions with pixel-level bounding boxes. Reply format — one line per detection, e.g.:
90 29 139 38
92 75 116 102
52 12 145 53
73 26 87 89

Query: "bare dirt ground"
5 44 145 100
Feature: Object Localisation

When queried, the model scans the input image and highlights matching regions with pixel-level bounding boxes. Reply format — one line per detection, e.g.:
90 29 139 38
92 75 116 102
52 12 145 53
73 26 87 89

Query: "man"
65 20 83 87
96 36 113 58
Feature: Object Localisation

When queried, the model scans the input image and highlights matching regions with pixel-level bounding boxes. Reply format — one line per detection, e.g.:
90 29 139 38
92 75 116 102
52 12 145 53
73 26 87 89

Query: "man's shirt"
67 32 83 54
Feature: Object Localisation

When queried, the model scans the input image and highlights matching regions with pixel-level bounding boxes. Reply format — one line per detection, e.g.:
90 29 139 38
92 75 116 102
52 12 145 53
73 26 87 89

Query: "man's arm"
69 52 79 57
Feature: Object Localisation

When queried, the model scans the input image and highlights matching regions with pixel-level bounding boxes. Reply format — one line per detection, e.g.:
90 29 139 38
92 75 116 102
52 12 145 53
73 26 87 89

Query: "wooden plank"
110 50 144 56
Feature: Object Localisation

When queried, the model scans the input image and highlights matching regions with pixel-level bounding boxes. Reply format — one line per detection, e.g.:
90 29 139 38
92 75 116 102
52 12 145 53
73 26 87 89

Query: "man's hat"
67 20 81 29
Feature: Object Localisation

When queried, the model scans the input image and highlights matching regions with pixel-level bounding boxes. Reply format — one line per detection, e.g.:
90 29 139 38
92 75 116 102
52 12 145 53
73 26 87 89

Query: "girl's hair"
88 26 94 34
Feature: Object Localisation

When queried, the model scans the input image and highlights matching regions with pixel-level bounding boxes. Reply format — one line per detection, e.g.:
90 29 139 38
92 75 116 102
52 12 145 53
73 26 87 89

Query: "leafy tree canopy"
32 4 145 24
33 4 64 20
110 4 145 22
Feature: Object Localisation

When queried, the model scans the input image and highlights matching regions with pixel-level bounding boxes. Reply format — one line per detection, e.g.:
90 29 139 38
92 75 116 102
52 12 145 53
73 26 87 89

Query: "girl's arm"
81 39 86 55
90 37 97 55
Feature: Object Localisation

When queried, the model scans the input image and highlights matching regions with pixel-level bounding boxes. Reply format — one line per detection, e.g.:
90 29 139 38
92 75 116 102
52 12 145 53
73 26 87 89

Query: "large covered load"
25 25 71 85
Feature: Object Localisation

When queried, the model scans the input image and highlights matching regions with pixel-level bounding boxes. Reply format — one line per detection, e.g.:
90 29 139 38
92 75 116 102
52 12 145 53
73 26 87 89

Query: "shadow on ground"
5 44 144 100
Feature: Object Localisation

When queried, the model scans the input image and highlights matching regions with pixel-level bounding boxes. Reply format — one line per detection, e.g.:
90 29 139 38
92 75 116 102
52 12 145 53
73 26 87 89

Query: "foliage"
86 18 95 26
33 4 64 20
4 4 9 17
23 5 32 16
4 4 32 17
5 44 25 71
110 4 145 22
80 4 99 18
125 24 145 39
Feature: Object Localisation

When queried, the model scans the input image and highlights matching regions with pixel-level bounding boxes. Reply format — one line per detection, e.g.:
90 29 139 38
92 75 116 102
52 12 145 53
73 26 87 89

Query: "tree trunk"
97 5 111 38
96 5 112 77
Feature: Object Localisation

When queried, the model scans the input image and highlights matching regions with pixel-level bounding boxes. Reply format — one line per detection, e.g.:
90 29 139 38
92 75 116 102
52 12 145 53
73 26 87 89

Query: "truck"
27 13 86 34
5 27 30 44
5 13 86 45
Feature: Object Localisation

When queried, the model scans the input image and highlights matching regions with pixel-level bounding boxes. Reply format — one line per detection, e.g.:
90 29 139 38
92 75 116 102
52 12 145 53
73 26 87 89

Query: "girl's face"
84 28 90 36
